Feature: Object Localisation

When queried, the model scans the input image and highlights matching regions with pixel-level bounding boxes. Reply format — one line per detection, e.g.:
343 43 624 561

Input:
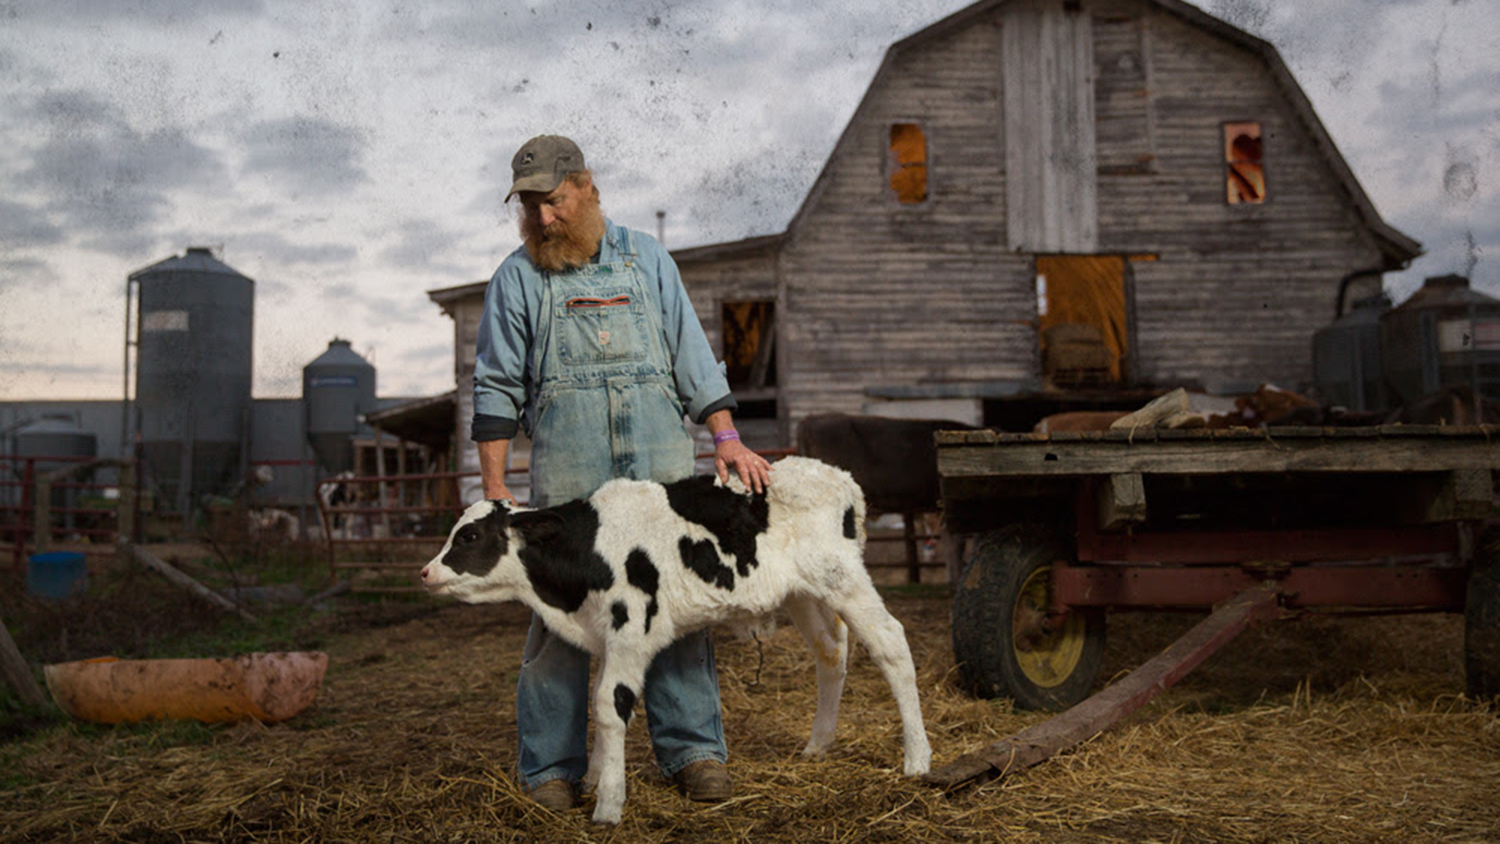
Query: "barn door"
1035 255 1128 387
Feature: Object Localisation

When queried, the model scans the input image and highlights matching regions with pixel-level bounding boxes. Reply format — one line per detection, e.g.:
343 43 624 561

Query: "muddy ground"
2 562 1498 843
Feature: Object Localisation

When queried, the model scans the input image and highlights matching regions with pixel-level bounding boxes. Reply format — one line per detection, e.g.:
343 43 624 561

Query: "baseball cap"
506 135 586 199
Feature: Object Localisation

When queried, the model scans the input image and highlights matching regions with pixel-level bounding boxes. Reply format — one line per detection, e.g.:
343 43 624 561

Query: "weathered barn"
677 0 1420 440
428 0 1421 460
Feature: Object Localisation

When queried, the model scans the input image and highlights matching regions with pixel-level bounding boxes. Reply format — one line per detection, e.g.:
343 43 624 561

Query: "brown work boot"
672 760 732 802
529 779 579 811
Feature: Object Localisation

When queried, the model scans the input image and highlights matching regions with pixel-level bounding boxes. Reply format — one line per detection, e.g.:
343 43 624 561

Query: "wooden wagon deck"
927 424 1500 788
937 424 1500 481
938 425 1500 536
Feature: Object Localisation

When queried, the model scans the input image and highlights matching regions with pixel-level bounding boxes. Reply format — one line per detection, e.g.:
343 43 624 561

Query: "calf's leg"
826 581 932 775
589 649 647 824
785 594 848 757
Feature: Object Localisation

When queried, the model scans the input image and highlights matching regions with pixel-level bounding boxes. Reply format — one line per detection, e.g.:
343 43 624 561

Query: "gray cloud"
1376 68 1500 134
16 90 226 255
241 116 368 195
305 281 432 328
0 199 63 248
380 219 468 274
3 0 265 23
362 291 435 323
226 231 358 266
0 255 57 294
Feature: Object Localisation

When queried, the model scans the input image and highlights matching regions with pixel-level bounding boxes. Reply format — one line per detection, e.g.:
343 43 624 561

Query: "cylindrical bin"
27 551 87 600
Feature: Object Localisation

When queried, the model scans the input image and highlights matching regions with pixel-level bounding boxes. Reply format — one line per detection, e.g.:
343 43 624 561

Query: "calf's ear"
509 509 565 547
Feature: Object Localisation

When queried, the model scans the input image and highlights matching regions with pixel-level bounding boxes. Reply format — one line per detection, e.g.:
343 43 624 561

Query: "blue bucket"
27 551 88 600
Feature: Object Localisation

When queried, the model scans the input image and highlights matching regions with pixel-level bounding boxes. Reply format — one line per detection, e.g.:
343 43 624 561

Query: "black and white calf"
420 456 931 824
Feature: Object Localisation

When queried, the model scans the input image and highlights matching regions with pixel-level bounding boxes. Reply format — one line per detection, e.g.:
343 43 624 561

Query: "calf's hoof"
529 779 580 812
905 745 933 777
591 803 623 825
672 759 733 803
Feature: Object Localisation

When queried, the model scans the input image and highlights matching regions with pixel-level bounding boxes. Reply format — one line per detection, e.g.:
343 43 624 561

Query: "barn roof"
672 232 785 266
783 0 1421 269
426 280 488 317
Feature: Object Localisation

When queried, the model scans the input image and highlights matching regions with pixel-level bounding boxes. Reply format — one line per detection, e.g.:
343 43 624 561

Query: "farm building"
678 0 1421 438
429 0 1420 461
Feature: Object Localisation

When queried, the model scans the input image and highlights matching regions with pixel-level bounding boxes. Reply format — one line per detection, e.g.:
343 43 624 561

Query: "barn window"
1224 121 1265 204
888 123 928 204
722 300 776 390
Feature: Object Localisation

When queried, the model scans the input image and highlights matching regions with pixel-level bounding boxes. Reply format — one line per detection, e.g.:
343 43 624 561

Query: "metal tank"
303 338 376 474
1312 293 1392 411
132 247 254 513
1380 275 1500 406
15 414 98 528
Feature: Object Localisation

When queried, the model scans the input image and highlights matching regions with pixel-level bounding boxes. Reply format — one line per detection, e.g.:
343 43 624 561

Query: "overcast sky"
1 0 1495 401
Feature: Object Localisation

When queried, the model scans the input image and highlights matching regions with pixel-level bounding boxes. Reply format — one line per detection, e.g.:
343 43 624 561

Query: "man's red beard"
520 193 607 272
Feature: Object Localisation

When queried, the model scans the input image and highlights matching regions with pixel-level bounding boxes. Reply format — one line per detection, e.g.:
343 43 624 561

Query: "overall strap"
616 226 637 264
532 270 555 387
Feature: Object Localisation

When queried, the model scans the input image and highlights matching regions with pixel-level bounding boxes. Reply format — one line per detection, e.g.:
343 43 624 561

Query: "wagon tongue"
924 584 1282 788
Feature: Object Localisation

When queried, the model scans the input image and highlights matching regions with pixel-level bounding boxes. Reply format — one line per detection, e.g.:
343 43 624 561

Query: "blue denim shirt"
472 219 734 442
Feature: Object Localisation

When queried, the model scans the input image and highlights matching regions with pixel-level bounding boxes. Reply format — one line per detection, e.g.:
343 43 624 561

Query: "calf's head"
421 498 609 609
421 499 530 603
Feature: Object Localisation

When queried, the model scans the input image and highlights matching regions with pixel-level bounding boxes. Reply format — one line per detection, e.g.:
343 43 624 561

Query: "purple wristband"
713 430 741 446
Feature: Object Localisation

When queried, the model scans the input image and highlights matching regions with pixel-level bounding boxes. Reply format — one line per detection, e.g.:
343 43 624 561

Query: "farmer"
471 134 773 811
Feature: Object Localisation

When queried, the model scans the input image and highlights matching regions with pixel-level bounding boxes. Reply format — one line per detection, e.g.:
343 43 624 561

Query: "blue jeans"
513 226 727 789
516 615 727 788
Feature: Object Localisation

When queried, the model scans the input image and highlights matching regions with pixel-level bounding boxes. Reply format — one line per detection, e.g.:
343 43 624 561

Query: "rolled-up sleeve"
471 262 532 441
646 237 736 423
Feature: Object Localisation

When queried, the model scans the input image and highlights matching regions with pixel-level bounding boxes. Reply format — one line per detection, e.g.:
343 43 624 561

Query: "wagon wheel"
1465 531 1500 700
952 523 1105 712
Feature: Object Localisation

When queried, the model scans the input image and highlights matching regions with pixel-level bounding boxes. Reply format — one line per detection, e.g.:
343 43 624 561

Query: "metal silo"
1312 293 1391 411
303 338 376 474
131 247 254 513
1381 275 1500 405
15 415 98 528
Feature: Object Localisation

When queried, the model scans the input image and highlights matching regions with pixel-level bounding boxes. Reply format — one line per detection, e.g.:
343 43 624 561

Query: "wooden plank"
120 541 258 623
938 430 1500 478
1424 468 1498 521
922 584 1282 789
0 613 47 707
1096 472 1147 530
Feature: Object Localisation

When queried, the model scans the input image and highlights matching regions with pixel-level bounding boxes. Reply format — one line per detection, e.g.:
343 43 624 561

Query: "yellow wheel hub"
1011 563 1086 688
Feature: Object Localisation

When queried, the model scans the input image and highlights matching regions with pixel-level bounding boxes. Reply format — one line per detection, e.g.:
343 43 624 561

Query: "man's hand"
715 437 772 494
704 409 771 494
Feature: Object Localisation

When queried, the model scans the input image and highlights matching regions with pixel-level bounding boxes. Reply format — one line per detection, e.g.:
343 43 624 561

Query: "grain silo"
303 338 376 474
15 414 98 529
1312 293 1392 412
1381 275 1500 405
130 247 254 513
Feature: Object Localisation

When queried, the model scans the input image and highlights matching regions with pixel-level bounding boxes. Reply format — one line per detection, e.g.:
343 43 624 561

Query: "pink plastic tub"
44 652 329 724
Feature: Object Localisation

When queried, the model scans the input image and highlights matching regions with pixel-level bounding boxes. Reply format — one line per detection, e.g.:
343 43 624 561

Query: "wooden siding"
1094 13 1154 172
449 294 484 482
1100 9 1389 390
677 250 779 361
1004 2 1099 252
779 12 1033 437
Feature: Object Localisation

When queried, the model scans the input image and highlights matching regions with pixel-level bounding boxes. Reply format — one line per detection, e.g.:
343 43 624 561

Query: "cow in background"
796 413 976 582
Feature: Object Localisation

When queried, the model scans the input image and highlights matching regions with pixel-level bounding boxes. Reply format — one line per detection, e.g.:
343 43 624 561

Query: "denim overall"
517 226 727 790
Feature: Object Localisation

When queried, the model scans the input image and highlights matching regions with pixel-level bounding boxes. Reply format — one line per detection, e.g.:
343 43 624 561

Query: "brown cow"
1032 411 1128 433
795 414 975 515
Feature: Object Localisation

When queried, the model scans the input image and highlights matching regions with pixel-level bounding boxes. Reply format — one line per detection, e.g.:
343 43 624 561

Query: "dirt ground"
3 576 1499 842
